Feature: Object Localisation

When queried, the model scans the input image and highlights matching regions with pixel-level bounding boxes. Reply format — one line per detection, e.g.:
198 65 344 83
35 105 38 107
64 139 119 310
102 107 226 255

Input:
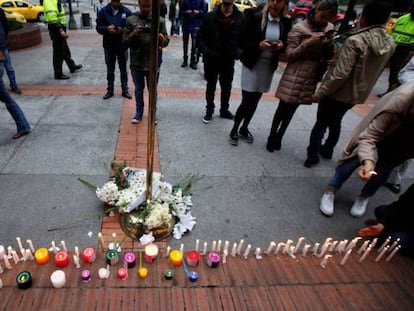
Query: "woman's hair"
361 0 392 26
261 0 289 31
315 0 338 17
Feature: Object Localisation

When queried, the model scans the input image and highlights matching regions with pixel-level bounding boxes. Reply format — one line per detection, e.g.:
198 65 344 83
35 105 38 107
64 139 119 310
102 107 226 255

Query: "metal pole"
68 0 78 30
146 0 160 201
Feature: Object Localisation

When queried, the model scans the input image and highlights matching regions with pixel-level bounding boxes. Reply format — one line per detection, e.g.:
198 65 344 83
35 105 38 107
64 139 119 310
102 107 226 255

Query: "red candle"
55 251 69 268
82 246 96 263
117 267 128 280
187 250 200 267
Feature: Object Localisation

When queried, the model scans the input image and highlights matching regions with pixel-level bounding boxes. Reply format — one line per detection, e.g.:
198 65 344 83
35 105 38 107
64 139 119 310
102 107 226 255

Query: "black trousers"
268 100 300 144
203 56 235 115
388 44 412 90
232 90 262 133
48 25 76 75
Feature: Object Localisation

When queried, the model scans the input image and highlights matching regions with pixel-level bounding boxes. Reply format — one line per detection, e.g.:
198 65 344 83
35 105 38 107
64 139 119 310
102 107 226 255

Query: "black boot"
181 58 188 67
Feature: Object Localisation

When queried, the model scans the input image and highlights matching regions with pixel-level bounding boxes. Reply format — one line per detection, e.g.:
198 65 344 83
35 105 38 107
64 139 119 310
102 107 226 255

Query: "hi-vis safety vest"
43 0 66 25
392 13 414 46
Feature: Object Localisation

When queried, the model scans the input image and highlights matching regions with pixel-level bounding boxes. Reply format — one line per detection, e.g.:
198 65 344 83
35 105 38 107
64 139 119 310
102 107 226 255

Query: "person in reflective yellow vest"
379 5 414 96
43 0 82 79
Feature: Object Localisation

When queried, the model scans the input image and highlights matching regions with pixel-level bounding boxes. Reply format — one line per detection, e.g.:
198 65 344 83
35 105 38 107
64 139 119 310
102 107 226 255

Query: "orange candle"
169 250 183 266
35 247 50 265
55 251 69 268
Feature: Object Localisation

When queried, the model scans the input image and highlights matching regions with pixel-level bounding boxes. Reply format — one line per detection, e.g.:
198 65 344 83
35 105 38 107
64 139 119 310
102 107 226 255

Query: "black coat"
240 10 291 70
197 4 246 60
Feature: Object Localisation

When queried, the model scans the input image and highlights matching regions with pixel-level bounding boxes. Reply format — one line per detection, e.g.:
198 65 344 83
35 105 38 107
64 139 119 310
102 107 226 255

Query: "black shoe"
103 91 114 100
304 157 320 168
384 182 401 194
181 60 188 68
190 63 197 70
11 87 22 94
239 129 254 143
229 131 238 146
266 137 281 152
122 91 132 99
70 64 82 73
319 146 333 159
220 110 234 120
202 114 212 124
55 73 70 80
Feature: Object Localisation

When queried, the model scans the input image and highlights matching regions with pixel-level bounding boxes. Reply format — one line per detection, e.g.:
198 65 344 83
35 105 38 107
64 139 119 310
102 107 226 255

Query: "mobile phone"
139 26 151 33
324 29 336 37
271 41 278 46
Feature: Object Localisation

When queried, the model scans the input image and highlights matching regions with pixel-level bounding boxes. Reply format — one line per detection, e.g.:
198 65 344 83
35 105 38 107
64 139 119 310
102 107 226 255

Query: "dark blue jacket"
179 0 206 33
0 8 8 49
96 4 131 50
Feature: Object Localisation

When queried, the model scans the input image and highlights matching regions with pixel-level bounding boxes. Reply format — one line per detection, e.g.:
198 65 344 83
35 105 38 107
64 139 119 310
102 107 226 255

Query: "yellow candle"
35 247 50 265
169 250 183 266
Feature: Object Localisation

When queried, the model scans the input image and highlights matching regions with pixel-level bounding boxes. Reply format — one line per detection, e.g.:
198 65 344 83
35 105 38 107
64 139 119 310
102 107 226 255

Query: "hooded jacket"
315 25 394 105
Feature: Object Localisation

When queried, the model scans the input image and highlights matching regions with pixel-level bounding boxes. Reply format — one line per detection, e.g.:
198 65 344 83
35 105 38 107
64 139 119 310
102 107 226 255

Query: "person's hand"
59 29 68 38
359 159 376 181
260 40 283 51
107 24 117 34
305 32 325 47
311 94 319 103
159 33 165 49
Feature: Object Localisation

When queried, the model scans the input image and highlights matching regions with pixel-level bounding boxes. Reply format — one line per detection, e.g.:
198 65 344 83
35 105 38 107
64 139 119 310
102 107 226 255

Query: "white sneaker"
131 118 141 124
320 192 335 216
350 197 369 217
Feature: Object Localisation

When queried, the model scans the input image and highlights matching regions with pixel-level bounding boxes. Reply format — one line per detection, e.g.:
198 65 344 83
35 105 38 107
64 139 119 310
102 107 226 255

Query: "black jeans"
232 90 262 133
48 25 76 75
203 56 235 115
268 101 300 145
182 28 198 64
388 44 411 89
104 47 129 93
307 96 353 159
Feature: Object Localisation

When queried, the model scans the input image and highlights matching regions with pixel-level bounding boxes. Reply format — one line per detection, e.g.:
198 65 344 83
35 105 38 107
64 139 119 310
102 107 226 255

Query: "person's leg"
3 48 18 90
182 31 189 66
48 26 64 76
104 49 116 94
203 57 218 117
131 69 146 121
62 36 76 70
388 45 410 90
218 59 235 115
117 49 129 93
231 90 251 134
328 157 361 191
269 102 299 144
189 28 198 66
239 91 262 132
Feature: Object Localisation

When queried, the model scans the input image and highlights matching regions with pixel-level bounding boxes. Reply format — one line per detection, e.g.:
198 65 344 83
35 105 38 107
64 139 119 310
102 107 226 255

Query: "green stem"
47 212 102 231
78 177 98 190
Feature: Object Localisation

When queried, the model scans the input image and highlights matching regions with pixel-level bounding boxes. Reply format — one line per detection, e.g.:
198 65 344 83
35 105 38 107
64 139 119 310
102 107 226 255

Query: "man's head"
139 0 152 16
360 0 392 27
221 0 234 16
111 0 121 10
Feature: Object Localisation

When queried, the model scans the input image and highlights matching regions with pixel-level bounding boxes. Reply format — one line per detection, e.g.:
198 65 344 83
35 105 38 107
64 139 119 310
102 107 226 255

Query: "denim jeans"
0 62 31 134
104 48 129 93
307 96 353 159
182 28 198 63
3 48 17 89
131 69 159 120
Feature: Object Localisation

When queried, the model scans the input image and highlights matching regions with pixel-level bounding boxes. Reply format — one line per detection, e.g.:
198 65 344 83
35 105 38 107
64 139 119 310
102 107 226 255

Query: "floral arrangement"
95 164 197 240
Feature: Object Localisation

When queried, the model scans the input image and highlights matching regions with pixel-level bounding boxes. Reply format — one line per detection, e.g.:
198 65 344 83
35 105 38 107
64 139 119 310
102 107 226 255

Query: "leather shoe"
190 63 197 70
55 73 70 80
103 91 114 100
303 157 320 168
122 91 132 99
13 131 31 139
181 61 188 67
70 64 82 73
384 182 401 194
11 87 22 94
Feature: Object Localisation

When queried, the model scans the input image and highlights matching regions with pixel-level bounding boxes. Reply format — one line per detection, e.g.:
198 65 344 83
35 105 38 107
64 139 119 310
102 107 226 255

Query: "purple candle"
124 252 136 268
207 252 220 268
81 269 91 282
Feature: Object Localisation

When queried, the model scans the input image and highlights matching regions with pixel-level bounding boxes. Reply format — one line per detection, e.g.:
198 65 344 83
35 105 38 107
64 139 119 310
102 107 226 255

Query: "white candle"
3 256 12 270
230 243 237 257
320 254 332 268
340 249 352 266
16 237 23 251
335 240 346 253
222 250 228 264
388 238 400 253
165 246 171 257
26 240 35 253
0 264 3 274
51 241 58 254
7 246 12 258
50 270 66 288
358 245 372 263
223 240 230 253
11 250 19 264
217 240 222 252
201 242 208 256
378 236 391 253
321 237 332 251
75 246 80 257
345 237 361 252
302 244 311 256
98 232 105 251
287 246 296 259
328 241 338 252
369 238 378 249
357 240 370 255
180 243 184 253
265 241 276 255
0 245 5 260
236 239 244 255
294 237 305 254
60 240 67 253
211 240 217 252
386 245 401 262
283 240 293 254
25 249 34 261
255 247 263 260
0 277 3 288
318 242 331 258
20 248 26 261
112 232 117 244
375 245 389 262
274 243 285 255
195 239 200 252
311 243 320 255
243 244 251 259
73 255 80 268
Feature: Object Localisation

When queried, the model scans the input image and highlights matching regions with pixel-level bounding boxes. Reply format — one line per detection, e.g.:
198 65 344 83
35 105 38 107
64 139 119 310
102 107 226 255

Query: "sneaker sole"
202 119 211 124
240 136 253 144
320 208 333 217
228 137 238 146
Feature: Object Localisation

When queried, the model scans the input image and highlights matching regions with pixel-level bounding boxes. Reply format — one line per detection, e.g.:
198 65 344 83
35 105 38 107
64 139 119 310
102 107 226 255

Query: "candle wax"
169 250 183 266
35 248 50 265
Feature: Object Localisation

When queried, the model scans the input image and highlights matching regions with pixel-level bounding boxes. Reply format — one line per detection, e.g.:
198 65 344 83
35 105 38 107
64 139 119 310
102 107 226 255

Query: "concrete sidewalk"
1 0 413 254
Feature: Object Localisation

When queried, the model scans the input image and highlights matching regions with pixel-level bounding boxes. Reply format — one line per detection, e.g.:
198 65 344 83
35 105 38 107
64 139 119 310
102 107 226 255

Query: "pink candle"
124 252 136 268
82 246 97 263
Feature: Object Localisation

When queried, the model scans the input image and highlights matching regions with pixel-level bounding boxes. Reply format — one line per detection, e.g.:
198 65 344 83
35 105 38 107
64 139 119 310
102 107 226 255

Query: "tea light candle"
16 271 32 289
106 250 119 266
164 269 174 280
186 250 200 266
118 267 128 280
82 247 97 263
265 241 276 255
55 251 69 268
169 250 183 266
26 240 35 253
124 252 136 268
207 252 220 268
231 242 237 257
35 247 50 265
50 270 66 288
81 269 91 282
144 244 159 263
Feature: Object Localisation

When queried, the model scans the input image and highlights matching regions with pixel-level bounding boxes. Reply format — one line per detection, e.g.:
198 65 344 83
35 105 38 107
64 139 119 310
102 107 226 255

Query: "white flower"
95 180 118 205
173 212 196 239
140 232 155 245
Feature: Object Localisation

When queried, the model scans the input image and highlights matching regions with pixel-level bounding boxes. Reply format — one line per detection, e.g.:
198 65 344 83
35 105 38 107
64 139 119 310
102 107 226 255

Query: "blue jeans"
182 28 198 63
0 62 31 134
3 48 17 89
131 69 160 120
104 48 128 93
